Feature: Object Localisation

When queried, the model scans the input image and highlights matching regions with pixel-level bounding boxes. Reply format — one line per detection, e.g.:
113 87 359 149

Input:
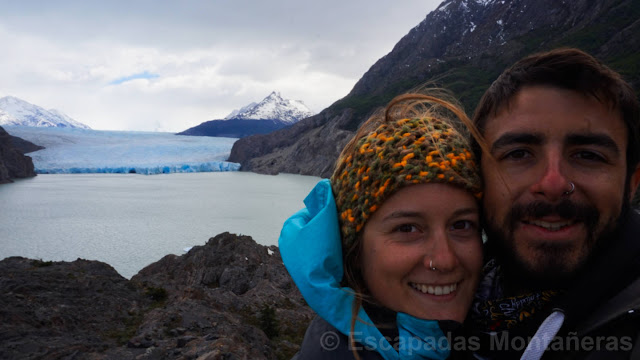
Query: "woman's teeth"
410 282 457 295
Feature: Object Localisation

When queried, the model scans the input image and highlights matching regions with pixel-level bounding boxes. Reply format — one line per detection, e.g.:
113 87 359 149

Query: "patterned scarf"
469 259 560 332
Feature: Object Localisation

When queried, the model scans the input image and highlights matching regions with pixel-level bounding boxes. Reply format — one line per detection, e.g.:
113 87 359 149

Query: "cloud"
0 0 442 132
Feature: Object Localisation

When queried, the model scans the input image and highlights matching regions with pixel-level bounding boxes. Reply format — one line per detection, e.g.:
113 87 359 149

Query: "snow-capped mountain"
178 91 314 138
224 91 313 123
224 102 258 120
0 96 90 129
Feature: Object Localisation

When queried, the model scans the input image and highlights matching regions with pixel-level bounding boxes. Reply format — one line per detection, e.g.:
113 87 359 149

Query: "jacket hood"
279 179 450 360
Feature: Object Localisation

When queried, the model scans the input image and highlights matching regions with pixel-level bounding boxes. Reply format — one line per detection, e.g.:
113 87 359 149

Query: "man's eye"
574 151 605 162
504 149 530 160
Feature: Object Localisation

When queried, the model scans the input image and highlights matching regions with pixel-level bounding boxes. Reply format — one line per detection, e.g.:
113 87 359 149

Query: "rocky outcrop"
228 107 355 178
9 134 45 154
230 0 640 178
0 126 38 183
0 232 315 360
0 257 150 359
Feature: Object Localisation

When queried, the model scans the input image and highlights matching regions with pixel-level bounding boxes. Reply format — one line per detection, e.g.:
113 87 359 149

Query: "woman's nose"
423 231 459 272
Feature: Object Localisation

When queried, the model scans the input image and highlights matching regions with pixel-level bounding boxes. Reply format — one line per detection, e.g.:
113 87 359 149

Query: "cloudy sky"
1 0 443 132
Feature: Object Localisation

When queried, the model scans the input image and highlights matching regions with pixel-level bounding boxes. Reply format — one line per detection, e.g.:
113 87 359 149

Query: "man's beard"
484 198 627 292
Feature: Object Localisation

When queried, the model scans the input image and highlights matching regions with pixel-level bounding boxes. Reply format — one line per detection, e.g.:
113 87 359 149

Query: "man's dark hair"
471 48 640 177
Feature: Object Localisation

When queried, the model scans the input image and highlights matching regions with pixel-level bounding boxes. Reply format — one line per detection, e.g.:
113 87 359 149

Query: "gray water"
0 172 321 278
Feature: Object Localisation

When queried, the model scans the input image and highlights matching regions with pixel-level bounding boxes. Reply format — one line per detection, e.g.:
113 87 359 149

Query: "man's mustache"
508 199 600 227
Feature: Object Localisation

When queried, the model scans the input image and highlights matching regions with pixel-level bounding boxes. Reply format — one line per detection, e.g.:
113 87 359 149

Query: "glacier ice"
5 126 240 175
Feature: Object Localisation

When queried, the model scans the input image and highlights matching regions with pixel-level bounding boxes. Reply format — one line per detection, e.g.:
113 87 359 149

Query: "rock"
8 133 45 154
0 232 315 359
0 126 38 183
176 336 197 348
0 257 149 359
228 109 354 178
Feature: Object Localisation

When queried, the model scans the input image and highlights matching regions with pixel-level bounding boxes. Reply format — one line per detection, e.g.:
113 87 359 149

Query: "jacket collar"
560 210 640 333
572 210 640 334
576 275 640 334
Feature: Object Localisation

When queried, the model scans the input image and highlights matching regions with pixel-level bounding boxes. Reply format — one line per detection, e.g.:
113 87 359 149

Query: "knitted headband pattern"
331 116 482 248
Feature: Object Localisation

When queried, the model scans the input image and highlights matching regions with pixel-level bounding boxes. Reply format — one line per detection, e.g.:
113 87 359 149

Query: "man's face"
481 85 639 287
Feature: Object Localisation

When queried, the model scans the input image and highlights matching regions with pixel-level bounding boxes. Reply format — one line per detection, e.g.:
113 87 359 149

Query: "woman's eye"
394 224 418 233
450 220 475 231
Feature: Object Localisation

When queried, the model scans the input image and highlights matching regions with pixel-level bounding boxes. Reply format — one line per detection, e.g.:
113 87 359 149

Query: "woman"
279 93 486 359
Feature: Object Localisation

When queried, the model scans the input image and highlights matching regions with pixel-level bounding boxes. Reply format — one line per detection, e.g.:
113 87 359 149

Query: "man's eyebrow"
566 133 620 154
490 132 543 153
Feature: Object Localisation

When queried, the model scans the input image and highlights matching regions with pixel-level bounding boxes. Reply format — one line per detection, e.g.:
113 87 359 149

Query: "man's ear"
629 164 640 200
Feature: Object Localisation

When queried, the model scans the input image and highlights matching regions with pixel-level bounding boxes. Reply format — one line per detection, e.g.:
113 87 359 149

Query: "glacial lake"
0 172 321 278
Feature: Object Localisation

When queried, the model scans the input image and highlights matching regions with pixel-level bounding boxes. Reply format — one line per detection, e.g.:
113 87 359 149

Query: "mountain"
178 119 294 139
228 0 640 178
0 96 91 129
224 102 258 120
225 91 313 124
177 91 314 138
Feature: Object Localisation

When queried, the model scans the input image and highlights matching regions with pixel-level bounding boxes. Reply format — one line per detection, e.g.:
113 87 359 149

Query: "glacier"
5 126 240 175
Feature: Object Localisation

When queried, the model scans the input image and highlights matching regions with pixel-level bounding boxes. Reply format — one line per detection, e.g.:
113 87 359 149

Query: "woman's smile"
361 183 483 322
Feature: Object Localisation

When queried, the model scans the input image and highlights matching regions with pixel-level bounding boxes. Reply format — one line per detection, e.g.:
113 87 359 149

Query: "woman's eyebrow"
382 207 478 221
451 207 479 218
382 211 422 221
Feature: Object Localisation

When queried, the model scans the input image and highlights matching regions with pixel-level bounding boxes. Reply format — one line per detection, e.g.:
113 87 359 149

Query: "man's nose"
529 151 571 201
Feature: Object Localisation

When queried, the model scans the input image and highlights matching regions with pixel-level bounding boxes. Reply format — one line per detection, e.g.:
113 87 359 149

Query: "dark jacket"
471 211 640 359
551 210 640 360
293 316 385 360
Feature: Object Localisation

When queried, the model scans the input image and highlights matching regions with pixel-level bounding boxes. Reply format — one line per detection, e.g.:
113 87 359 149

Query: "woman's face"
360 183 483 322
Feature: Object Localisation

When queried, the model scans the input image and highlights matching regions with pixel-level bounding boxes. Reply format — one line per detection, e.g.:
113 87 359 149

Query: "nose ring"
429 259 437 271
563 182 575 196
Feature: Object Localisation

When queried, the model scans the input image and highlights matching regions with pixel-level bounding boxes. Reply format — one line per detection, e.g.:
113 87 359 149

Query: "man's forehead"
488 130 622 154
482 86 627 144
484 117 628 145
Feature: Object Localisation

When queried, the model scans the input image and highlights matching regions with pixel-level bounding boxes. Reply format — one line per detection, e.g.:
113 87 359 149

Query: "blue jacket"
279 179 450 360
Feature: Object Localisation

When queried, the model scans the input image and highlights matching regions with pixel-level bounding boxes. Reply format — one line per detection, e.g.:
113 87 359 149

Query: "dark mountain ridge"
178 118 291 138
178 91 313 139
229 0 640 178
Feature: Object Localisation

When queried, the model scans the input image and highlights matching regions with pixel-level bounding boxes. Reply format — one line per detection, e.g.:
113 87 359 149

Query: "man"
467 48 640 359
